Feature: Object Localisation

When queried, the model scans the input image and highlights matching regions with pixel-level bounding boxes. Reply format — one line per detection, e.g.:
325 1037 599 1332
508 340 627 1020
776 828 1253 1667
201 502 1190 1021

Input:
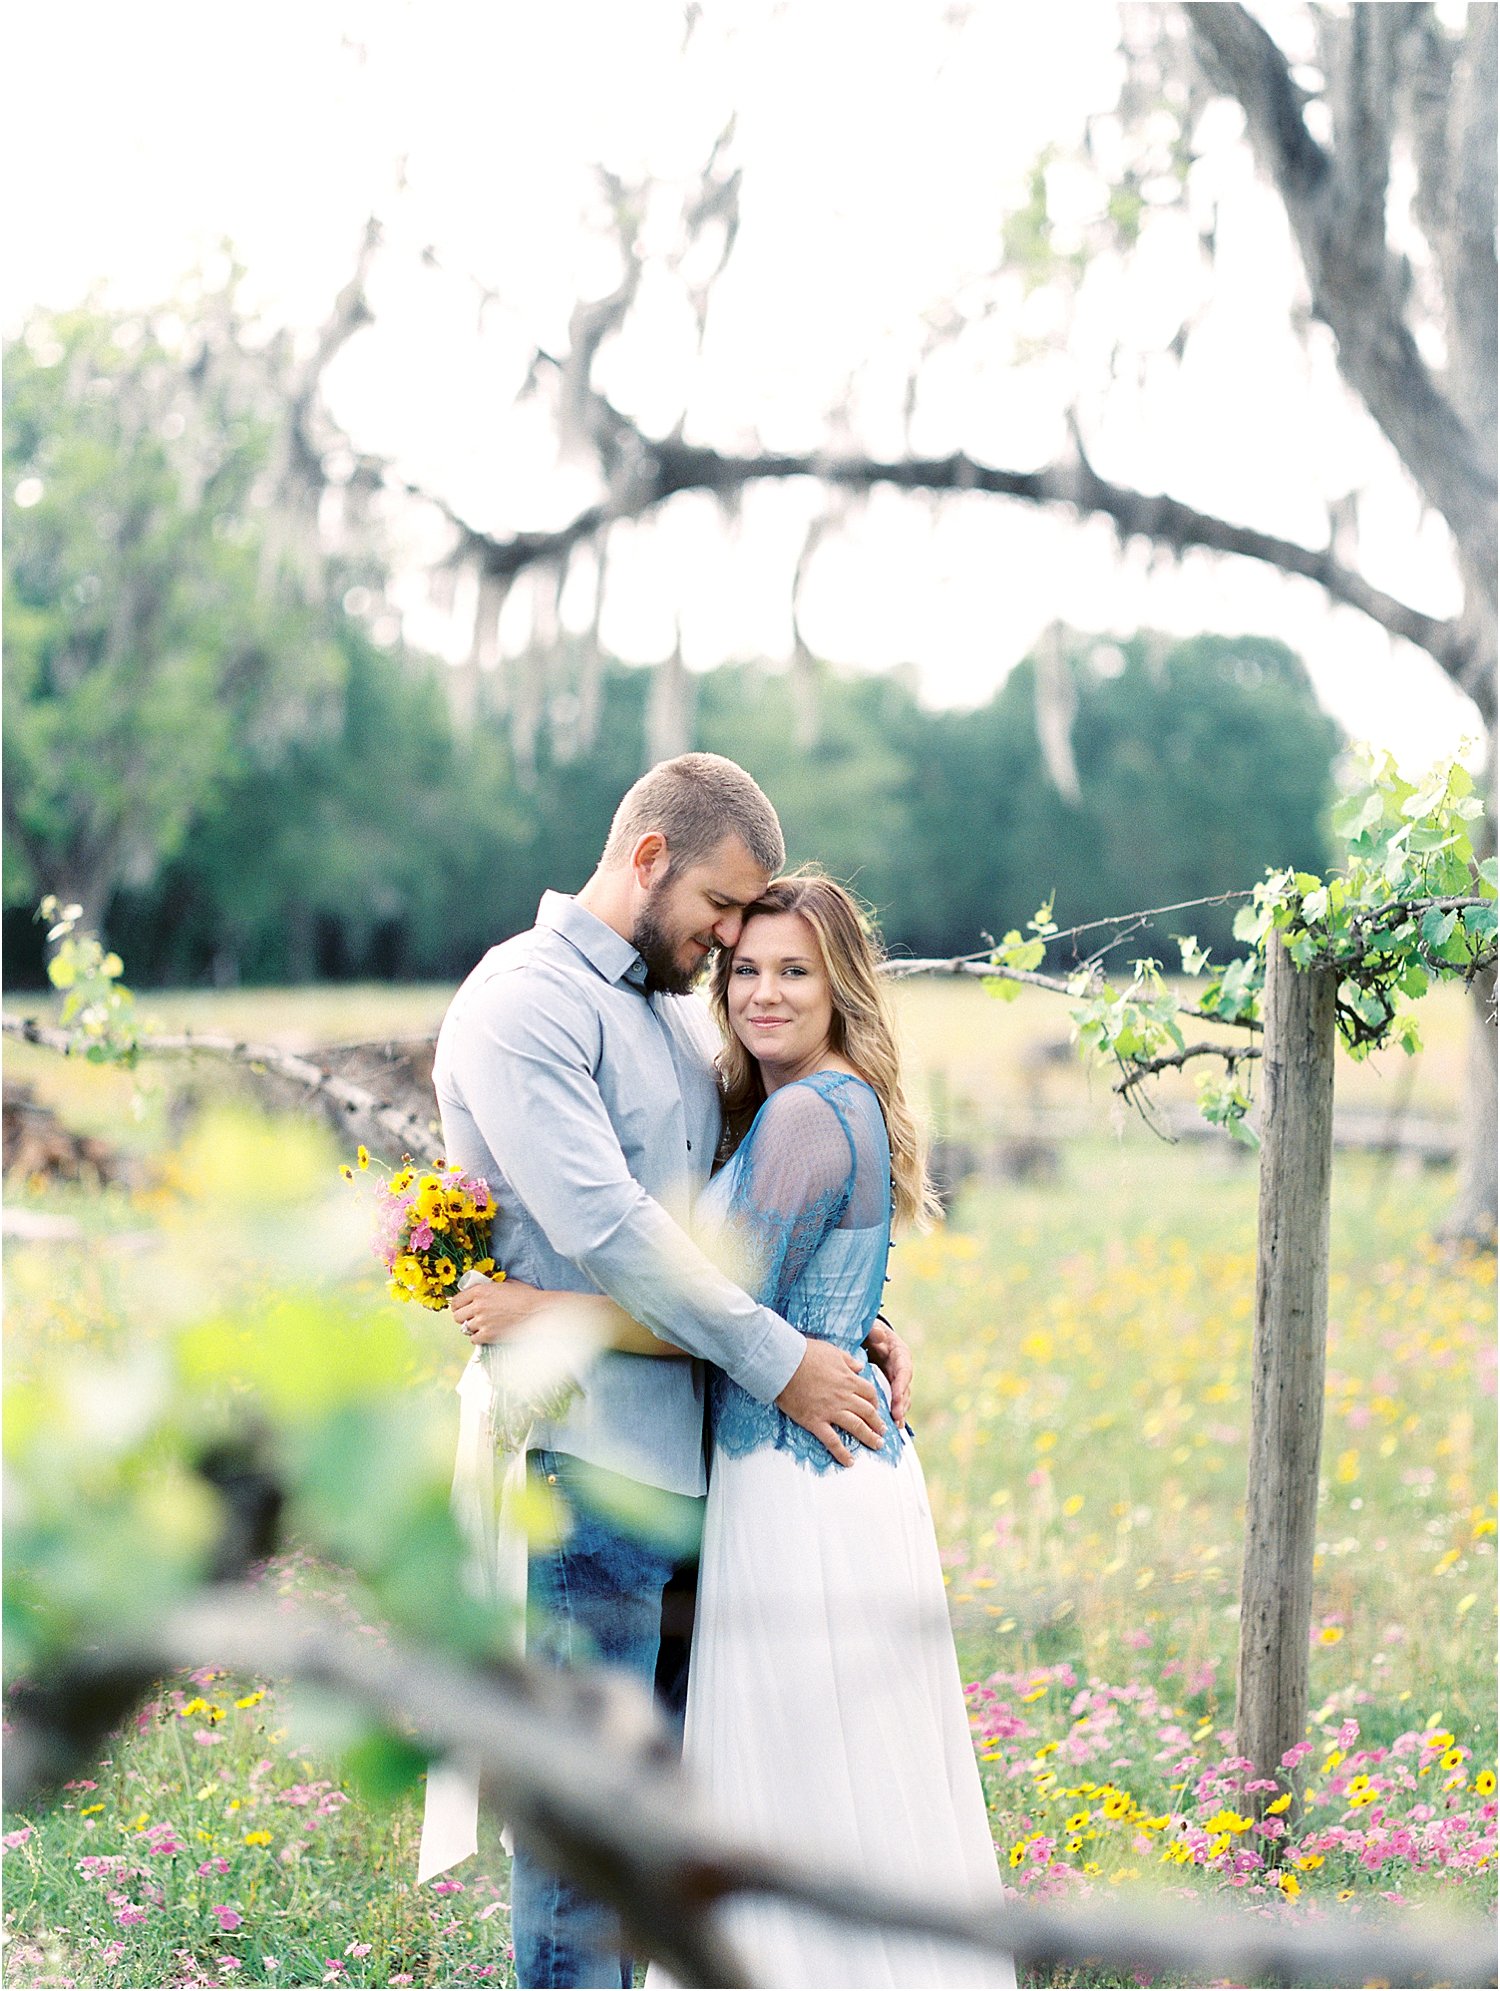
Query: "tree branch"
1183 3 1497 615
447 427 1470 681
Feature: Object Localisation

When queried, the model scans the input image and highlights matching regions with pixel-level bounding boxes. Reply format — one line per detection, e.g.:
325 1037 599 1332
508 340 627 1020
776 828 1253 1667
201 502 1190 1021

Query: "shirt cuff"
730 1308 806 1405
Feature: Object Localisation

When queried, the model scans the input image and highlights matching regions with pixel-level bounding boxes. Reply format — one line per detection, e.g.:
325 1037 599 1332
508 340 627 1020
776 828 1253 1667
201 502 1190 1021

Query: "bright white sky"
3 0 1482 770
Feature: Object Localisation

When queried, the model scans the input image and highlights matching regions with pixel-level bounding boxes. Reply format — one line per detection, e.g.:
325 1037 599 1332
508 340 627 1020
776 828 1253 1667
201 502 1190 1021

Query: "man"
434 753 911 1989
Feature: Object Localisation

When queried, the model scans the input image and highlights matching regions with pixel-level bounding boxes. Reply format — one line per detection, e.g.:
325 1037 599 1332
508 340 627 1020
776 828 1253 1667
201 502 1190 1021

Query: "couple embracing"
432 754 1010 1990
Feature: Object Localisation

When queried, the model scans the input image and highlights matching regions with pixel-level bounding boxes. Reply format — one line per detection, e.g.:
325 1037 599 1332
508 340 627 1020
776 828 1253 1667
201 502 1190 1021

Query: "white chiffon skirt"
647 1434 1015 1990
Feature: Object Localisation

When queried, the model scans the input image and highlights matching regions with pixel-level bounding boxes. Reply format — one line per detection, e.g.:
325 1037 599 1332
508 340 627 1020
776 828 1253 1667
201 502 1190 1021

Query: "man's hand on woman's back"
775 1339 886 1467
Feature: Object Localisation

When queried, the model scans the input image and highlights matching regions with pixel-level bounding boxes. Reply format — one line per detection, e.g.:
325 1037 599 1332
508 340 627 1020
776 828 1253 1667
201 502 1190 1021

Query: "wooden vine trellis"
4 750 1496 1980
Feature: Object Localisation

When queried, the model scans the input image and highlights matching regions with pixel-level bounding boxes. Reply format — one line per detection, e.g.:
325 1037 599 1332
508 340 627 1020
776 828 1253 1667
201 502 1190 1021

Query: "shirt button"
546 1473 558 1485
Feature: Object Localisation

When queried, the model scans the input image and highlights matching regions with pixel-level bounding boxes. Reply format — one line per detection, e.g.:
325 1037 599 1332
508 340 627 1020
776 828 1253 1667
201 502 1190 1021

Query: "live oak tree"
2 254 384 946
325 4 1494 1233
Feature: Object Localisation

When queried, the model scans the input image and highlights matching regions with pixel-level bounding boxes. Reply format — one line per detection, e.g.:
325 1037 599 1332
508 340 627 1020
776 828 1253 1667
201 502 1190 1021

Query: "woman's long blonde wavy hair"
709 871 941 1231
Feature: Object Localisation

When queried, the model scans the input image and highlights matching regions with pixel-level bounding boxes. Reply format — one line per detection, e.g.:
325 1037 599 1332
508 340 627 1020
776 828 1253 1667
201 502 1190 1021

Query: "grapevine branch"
0 1016 441 1165
881 956 1263 1033
1112 1040 1263 1098
6 1587 1492 1991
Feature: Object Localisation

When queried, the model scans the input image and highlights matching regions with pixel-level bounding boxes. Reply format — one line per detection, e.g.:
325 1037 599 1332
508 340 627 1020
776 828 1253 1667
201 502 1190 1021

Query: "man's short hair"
601 752 785 876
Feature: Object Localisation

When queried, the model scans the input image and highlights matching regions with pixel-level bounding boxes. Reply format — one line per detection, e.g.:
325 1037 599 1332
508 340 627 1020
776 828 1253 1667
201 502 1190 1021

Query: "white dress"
648 1073 1013 1990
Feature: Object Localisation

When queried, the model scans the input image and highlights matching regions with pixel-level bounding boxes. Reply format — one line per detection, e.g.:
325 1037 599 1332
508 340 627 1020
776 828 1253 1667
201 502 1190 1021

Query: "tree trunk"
1235 934 1338 1795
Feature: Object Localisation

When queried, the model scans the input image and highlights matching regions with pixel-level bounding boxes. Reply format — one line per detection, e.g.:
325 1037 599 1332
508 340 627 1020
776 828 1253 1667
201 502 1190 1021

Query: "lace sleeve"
720 1082 856 1316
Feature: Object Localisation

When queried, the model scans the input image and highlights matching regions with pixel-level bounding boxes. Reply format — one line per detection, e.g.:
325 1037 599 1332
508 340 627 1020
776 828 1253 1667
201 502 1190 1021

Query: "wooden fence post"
1235 932 1338 1792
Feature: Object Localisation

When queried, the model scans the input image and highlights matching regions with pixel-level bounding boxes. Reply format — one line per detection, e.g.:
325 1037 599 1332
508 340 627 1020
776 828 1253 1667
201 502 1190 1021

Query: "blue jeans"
511 1452 699 1990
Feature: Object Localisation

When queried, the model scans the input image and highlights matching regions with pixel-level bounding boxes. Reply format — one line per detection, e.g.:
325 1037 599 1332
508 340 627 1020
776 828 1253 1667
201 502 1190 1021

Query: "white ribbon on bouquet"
416 1283 596 1884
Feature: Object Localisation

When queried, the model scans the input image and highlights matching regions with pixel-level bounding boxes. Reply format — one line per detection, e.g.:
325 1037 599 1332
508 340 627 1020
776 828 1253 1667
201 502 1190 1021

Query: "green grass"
2 984 1493 1987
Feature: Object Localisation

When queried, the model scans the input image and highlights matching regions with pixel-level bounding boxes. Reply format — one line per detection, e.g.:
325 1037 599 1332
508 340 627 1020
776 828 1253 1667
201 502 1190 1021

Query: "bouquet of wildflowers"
340 1146 502 1308
341 1146 585 1452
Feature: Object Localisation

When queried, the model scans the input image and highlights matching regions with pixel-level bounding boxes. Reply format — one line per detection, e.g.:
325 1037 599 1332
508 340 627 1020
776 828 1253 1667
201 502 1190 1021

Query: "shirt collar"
536 890 649 990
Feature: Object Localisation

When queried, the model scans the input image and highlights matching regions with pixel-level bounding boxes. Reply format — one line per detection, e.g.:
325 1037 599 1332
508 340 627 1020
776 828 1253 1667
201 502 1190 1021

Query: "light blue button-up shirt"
431 892 807 1496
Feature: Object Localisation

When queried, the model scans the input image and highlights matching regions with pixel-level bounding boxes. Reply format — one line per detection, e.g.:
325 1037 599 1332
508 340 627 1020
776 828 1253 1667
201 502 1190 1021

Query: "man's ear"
630 832 670 890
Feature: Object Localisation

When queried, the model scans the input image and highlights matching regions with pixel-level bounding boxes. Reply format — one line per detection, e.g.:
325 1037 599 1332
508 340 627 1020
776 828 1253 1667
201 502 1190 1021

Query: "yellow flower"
1266 1794 1292 1815
1203 1809 1252 1834
80 1803 104 1816
393 1255 425 1291
1277 1872 1301 1899
339 1164 354 1181
445 1189 473 1219
1066 1811 1090 1832
1317 1626 1343 1645
243 1830 272 1847
390 1166 414 1195
1346 1774 1371 1794
1101 1791 1131 1820
1293 1853 1324 1871
356 1146 370 1172
1008 1841 1027 1868
235 1691 265 1710
1207 1833 1231 1858
130 1812 149 1831
1441 1747 1465 1771
1474 1770 1496 1796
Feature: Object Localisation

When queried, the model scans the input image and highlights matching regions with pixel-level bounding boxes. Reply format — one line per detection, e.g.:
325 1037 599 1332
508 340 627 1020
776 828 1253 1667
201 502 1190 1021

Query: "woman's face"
727 909 835 1082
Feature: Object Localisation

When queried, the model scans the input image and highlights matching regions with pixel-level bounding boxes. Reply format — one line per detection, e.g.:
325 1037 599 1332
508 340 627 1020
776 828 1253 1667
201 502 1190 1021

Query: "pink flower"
390 1978 414 1987
431 1878 465 1895
410 1222 435 1250
198 1858 230 1877
3 1827 33 1850
344 1943 372 1959
114 1905 148 1927
212 1906 242 1932
194 1730 222 1746
220 1960 243 1975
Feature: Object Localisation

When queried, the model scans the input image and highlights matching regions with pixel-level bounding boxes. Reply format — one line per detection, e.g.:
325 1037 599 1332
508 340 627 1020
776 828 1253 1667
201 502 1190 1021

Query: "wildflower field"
2 980 1495 1988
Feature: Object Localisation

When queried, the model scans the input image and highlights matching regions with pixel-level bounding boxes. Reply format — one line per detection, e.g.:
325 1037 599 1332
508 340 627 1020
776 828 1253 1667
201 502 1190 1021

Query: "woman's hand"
865 1316 913 1426
451 1274 545 1345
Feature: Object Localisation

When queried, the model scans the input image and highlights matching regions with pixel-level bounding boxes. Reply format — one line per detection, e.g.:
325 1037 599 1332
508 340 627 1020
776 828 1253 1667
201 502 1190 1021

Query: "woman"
463 875 1011 1989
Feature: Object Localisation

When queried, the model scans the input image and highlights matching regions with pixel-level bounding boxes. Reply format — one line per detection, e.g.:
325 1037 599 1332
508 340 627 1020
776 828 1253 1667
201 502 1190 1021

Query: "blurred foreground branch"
0 1015 441 1164
6 1589 1493 1990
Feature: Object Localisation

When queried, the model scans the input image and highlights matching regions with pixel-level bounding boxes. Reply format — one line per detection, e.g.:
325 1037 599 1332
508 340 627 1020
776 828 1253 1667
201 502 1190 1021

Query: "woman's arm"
450 1275 688 1358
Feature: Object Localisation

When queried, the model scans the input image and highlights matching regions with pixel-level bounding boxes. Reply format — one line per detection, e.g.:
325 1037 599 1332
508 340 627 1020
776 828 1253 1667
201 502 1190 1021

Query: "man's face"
631 835 771 996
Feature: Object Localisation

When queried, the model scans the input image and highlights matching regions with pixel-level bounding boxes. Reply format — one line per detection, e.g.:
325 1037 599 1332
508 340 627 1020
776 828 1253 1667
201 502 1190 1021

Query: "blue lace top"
701 1070 903 1473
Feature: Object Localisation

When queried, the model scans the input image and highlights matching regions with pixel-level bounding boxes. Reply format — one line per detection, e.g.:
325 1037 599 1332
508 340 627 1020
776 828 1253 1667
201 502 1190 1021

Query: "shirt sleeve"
720 1084 855 1315
447 964 806 1404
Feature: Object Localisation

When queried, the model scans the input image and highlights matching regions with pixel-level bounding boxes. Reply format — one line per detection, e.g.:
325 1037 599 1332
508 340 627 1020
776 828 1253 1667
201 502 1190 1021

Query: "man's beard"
631 893 702 997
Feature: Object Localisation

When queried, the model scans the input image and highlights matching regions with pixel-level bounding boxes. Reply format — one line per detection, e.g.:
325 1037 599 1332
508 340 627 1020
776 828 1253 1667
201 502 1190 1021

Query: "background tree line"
3 306 1339 989
3 376 1337 991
